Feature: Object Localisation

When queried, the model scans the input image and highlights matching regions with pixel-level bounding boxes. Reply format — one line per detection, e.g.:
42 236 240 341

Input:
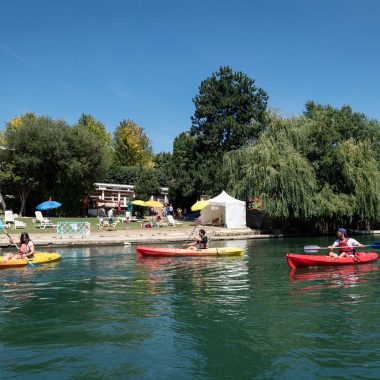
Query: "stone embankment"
0 226 283 248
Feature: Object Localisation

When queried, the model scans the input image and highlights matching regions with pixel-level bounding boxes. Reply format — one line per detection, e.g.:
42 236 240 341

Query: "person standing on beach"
108 208 114 225
98 207 106 226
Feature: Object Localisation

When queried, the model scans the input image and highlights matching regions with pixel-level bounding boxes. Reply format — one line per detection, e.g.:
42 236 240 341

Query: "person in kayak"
328 228 364 258
184 229 209 250
1 232 35 262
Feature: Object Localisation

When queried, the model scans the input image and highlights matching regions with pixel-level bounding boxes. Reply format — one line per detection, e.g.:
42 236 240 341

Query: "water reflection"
288 264 379 307
1 239 380 379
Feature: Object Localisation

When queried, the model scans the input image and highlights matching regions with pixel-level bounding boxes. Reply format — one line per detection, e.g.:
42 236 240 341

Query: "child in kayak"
328 228 364 258
184 229 209 250
1 232 35 262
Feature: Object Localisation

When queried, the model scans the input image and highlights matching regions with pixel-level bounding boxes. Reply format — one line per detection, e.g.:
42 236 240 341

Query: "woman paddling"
184 229 209 250
328 228 364 258
1 232 35 262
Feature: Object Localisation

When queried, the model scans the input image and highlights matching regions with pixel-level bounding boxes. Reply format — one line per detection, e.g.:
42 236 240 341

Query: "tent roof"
209 191 245 206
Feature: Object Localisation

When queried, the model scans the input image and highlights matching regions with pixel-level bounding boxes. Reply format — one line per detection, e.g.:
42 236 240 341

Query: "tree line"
1 66 379 232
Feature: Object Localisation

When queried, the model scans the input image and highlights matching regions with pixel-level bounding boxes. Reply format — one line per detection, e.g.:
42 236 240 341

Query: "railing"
56 222 91 239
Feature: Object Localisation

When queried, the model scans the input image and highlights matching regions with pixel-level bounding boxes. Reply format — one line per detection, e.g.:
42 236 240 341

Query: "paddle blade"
304 245 322 253
26 259 35 268
368 242 380 249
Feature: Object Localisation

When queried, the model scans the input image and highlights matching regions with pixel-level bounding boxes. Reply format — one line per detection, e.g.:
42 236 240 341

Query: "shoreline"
0 226 284 249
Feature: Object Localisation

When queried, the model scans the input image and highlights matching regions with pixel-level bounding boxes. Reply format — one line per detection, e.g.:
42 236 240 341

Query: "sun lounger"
167 215 183 226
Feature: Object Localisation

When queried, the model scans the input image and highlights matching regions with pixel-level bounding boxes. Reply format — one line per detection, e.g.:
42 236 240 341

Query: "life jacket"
19 241 34 256
338 238 354 254
198 236 208 249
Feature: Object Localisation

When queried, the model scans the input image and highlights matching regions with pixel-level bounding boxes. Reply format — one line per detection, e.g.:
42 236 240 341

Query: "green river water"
1 236 380 379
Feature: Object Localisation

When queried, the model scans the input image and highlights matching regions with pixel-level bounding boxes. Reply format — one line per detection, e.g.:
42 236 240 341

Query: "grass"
7 216 193 233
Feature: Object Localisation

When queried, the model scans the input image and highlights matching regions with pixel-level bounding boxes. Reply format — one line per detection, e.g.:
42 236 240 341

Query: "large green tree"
170 132 198 207
176 66 269 199
133 168 161 201
0 115 110 215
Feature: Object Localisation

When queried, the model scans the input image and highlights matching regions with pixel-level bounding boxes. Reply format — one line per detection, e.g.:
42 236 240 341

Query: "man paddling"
184 229 209 250
328 228 364 258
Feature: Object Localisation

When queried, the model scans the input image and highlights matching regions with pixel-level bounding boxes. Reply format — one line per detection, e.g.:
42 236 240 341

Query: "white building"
86 183 169 216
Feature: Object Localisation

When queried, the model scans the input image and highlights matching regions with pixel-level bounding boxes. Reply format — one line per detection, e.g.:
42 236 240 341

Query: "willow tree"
224 113 380 230
332 139 380 227
224 115 317 220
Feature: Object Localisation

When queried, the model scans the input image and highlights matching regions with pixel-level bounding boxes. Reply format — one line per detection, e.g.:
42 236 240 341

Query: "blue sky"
1 0 379 153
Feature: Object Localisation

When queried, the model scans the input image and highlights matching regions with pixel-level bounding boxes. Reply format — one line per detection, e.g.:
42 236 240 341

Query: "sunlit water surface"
1 236 380 379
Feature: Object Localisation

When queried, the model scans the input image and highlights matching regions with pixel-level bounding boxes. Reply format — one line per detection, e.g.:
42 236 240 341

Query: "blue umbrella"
36 200 62 211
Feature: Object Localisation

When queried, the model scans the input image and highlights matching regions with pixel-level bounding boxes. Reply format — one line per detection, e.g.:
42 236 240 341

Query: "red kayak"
286 252 378 269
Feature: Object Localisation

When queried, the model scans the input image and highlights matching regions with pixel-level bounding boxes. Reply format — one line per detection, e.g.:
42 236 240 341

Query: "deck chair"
14 219 27 229
33 211 54 228
4 210 15 228
167 215 183 226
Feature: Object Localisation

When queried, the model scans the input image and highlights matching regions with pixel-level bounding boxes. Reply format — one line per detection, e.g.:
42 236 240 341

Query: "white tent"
200 191 246 228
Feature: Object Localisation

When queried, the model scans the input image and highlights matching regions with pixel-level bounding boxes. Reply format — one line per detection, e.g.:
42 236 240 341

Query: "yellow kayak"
0 252 61 268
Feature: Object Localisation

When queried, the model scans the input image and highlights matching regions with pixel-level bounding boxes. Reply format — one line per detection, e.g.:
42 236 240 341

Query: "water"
1 236 380 379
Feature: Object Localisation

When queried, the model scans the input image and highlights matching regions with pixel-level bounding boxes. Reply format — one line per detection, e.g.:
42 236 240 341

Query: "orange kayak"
136 246 244 257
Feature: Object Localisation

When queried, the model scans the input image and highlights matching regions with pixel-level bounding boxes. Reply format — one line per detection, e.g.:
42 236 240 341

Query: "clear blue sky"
1 0 379 153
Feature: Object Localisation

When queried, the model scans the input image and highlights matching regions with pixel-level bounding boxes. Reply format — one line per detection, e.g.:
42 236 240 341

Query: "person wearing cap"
328 228 364 258
183 229 209 250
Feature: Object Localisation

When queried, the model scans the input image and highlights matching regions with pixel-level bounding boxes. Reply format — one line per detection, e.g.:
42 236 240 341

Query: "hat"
337 227 348 236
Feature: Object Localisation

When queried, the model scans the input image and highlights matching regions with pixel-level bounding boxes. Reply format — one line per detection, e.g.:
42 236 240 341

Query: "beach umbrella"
144 200 164 208
131 200 146 206
36 200 62 211
191 200 209 211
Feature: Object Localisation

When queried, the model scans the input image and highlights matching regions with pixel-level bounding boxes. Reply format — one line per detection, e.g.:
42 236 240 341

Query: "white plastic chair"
33 211 55 228
167 215 183 226
4 210 15 228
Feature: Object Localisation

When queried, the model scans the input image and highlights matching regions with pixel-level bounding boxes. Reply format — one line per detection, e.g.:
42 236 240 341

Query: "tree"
75 113 112 147
187 66 268 197
0 115 110 215
153 152 172 187
133 168 161 201
224 115 317 220
56 124 111 214
5 113 37 132
112 119 154 167
170 132 198 207
304 101 380 185
224 111 380 231
191 66 268 150
104 166 140 185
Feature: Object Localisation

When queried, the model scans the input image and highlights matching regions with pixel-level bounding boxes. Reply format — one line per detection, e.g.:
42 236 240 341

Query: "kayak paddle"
183 217 202 246
0 220 35 267
304 243 380 253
